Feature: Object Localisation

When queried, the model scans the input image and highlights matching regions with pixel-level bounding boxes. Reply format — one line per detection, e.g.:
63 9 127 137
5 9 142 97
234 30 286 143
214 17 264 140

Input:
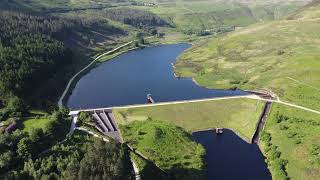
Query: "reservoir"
192 130 271 180
67 43 247 109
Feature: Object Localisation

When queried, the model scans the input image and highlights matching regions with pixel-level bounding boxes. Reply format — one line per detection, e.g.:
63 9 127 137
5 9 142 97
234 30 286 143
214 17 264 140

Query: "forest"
0 7 144 179
0 125 134 179
105 8 169 28
0 10 126 106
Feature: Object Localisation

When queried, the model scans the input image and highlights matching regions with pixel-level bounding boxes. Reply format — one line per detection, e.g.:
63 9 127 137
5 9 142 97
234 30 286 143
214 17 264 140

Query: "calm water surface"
193 130 271 180
67 44 247 109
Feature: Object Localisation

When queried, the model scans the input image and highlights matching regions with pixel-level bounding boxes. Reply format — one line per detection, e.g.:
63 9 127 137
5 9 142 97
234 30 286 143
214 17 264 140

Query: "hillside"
175 1 320 179
133 0 310 35
176 0 320 110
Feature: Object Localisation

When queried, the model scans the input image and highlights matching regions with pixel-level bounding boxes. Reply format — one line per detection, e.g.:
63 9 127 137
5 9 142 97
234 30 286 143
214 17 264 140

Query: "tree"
77 112 91 126
78 139 133 180
17 137 33 159
6 96 27 115
150 28 157 35
136 32 145 46
29 128 44 146
0 151 15 169
64 160 80 180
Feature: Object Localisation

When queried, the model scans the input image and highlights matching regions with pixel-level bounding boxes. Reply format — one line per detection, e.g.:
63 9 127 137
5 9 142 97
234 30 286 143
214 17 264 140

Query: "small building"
5 122 17 134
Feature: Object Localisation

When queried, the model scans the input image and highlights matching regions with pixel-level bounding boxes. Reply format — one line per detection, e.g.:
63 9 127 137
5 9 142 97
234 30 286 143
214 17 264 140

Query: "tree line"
105 8 169 28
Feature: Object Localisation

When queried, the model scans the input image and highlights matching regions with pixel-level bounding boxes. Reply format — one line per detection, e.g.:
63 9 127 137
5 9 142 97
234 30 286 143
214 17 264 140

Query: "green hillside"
120 120 206 179
175 1 320 179
133 0 308 35
176 0 320 110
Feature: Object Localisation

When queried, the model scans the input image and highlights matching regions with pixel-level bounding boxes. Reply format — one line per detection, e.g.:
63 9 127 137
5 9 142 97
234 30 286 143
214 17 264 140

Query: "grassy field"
115 98 264 142
260 103 320 180
175 1 320 110
22 117 51 132
120 120 205 179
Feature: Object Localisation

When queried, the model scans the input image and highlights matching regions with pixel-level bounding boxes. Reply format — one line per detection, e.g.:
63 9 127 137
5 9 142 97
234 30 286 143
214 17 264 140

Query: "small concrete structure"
246 89 276 100
215 128 223 135
147 94 155 104
89 109 122 142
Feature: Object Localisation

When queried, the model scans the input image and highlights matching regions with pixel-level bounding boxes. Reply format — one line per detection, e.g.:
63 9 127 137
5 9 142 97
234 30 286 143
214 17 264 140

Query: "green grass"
20 110 51 132
115 98 264 142
22 117 52 132
260 103 320 180
175 2 320 110
133 0 305 34
120 120 205 179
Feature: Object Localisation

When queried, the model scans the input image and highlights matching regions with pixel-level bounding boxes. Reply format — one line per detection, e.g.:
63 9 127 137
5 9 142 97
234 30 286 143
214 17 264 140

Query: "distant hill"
134 0 311 35
0 0 131 12
287 0 320 19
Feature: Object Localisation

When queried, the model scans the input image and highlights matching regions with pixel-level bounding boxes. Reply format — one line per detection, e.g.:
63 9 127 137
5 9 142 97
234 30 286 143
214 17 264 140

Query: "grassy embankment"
115 98 264 142
120 120 206 180
174 1 320 179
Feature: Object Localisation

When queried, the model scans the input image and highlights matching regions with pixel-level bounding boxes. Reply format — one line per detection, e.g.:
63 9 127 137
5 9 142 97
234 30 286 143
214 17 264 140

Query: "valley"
0 0 319 180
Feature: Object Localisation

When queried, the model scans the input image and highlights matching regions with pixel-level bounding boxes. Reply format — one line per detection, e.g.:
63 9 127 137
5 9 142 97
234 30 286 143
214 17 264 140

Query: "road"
247 96 320 115
72 94 257 113
287 77 320 91
69 93 320 116
77 127 110 142
131 159 141 180
58 41 134 108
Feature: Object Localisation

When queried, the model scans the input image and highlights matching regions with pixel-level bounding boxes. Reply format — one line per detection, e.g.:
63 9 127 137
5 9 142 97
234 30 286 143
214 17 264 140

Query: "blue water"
67 44 247 109
193 130 271 180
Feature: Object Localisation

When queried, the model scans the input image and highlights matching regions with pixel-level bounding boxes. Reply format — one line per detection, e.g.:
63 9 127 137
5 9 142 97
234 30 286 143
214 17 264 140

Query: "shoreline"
192 128 253 144
59 37 191 108
58 40 137 108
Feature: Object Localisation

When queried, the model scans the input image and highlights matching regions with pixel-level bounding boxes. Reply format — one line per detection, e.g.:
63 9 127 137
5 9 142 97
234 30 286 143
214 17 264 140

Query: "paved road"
70 93 320 115
72 94 257 113
247 96 320 115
